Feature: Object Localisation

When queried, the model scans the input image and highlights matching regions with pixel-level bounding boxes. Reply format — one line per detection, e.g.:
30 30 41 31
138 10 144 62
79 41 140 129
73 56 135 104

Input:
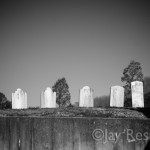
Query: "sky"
0 0 150 107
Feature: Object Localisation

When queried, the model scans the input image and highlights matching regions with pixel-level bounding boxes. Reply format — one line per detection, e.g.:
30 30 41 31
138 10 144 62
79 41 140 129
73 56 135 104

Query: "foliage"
144 92 150 108
52 77 71 107
94 95 110 107
0 92 12 109
67 103 74 107
0 107 146 118
143 77 150 107
144 77 150 94
28 106 40 109
121 60 144 107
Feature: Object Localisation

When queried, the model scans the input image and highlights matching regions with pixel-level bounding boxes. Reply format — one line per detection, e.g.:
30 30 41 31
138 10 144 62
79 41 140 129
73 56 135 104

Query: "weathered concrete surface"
0 117 150 150
0 118 10 150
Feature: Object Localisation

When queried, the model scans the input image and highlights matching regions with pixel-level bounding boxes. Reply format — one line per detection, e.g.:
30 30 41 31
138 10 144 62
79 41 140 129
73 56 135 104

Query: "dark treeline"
0 92 11 109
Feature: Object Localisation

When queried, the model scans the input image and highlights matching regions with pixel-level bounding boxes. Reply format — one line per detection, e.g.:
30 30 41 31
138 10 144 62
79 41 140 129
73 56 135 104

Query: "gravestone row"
11 81 144 109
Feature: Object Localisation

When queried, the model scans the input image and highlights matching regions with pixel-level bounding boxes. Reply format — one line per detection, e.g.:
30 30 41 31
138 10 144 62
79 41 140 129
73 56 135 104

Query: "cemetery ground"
0 107 150 150
0 107 149 119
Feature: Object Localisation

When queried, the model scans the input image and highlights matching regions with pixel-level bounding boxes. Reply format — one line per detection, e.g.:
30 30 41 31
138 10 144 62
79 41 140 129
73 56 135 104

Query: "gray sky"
0 0 150 107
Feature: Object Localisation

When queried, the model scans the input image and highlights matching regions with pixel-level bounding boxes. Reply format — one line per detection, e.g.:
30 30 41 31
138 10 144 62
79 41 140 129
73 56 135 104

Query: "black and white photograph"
0 0 150 149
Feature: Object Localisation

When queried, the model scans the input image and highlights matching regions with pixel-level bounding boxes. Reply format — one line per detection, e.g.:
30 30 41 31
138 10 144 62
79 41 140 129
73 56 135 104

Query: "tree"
143 77 150 107
52 77 71 107
94 95 110 107
0 92 12 109
144 77 150 94
121 60 144 107
144 92 150 107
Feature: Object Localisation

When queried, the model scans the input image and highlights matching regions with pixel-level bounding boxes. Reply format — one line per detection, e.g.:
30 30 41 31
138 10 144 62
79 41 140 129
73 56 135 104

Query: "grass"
0 107 148 119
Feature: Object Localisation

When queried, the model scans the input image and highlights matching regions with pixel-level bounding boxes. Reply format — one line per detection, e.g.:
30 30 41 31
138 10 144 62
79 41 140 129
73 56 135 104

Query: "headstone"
110 86 124 107
41 87 56 108
12 88 27 109
131 81 144 108
79 86 94 107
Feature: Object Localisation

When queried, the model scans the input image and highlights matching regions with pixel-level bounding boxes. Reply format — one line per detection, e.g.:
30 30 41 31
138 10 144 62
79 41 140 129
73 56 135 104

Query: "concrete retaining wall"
0 117 150 150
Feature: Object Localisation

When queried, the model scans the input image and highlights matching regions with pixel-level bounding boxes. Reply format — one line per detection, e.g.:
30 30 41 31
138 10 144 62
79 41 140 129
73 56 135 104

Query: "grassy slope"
0 107 148 119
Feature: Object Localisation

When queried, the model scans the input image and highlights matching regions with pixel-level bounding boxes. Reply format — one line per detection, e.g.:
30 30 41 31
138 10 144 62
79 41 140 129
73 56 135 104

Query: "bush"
0 92 12 109
144 92 150 107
